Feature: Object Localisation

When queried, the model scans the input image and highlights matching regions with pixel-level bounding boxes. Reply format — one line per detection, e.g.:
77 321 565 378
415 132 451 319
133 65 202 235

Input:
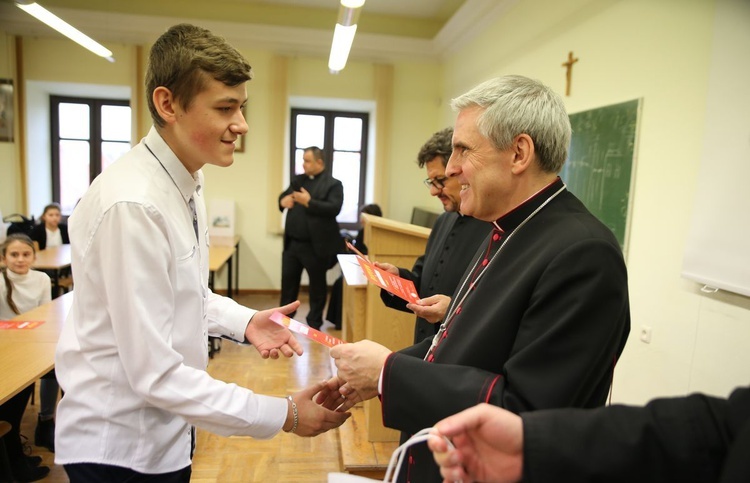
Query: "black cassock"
380 211 492 343
381 179 632 482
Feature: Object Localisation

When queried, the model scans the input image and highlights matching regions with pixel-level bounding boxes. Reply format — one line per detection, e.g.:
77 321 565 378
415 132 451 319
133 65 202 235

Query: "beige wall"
0 33 19 220
441 0 750 404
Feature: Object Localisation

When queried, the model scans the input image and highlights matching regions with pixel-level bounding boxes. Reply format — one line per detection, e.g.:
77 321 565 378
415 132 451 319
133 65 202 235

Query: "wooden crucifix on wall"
561 51 578 96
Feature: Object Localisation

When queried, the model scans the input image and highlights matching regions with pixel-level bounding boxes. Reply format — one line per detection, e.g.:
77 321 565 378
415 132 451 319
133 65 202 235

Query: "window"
51 96 131 214
289 108 369 230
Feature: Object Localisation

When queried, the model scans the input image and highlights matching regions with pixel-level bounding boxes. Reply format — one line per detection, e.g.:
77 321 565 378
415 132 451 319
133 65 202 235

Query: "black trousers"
65 463 191 482
280 239 328 327
0 384 33 460
326 275 343 329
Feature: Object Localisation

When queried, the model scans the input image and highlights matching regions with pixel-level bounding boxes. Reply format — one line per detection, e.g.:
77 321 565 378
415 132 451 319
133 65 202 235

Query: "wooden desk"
359 215 430 442
34 244 72 296
0 291 73 405
207 237 239 358
209 235 240 299
337 406 399 479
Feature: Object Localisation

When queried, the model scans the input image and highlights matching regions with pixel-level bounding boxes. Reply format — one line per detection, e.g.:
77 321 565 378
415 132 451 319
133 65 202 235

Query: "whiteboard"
681 0 750 297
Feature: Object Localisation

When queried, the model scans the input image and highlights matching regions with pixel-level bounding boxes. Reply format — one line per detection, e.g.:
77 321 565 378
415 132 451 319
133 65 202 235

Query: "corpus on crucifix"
562 51 578 96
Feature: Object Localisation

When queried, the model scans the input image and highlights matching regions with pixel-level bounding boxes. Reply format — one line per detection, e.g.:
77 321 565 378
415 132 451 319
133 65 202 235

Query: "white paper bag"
328 428 455 483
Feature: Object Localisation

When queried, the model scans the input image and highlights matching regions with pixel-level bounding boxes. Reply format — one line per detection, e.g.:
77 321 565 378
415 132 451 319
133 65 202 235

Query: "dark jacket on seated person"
30 223 70 250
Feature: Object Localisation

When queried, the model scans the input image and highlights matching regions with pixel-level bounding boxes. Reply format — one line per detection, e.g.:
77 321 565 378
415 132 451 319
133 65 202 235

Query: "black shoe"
26 455 43 466
308 321 323 330
11 459 50 482
34 416 55 452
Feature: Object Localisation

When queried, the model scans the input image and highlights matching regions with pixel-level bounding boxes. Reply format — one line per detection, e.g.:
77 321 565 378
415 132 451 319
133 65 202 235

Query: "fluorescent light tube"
328 23 357 73
16 2 114 62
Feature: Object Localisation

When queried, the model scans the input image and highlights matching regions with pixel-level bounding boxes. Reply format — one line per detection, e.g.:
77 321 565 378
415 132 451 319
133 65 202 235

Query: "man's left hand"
406 294 451 323
329 340 391 399
245 301 304 359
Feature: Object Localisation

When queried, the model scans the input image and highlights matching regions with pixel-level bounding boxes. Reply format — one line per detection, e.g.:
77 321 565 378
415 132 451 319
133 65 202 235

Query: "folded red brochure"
269 312 345 348
0 320 45 329
354 255 420 304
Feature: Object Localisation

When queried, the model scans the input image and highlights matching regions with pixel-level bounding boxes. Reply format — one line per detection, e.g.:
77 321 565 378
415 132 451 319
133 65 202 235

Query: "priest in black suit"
279 146 344 329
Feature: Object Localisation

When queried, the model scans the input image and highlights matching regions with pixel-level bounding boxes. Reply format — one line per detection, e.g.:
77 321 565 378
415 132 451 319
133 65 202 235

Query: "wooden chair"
57 274 74 294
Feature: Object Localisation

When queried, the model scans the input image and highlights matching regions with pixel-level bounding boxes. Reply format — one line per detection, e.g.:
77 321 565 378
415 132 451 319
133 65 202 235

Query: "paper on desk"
269 312 345 348
0 320 45 329
337 254 367 286
353 255 420 304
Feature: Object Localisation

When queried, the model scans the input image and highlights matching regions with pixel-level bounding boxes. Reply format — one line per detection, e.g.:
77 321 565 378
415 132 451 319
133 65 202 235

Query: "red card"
354 256 420 304
0 320 45 329
269 312 345 348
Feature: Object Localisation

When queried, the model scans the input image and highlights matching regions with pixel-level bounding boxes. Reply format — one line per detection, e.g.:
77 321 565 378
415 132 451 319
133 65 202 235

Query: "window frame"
50 95 131 211
289 108 369 230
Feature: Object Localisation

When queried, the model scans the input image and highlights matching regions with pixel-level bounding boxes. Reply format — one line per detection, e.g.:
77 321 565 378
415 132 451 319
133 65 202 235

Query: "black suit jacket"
279 172 344 268
30 223 69 250
380 211 492 343
523 386 750 483
381 181 631 482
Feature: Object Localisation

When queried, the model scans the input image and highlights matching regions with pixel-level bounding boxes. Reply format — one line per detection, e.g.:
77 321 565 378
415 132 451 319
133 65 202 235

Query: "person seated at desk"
24 205 65 450
29 203 69 251
0 234 52 481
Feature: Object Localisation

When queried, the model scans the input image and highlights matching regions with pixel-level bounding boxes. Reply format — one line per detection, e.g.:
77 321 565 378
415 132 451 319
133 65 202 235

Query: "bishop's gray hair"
451 75 571 173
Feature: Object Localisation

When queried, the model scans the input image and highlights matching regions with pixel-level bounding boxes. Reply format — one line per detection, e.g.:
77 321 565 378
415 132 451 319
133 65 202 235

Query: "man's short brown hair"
145 24 253 128
417 127 453 168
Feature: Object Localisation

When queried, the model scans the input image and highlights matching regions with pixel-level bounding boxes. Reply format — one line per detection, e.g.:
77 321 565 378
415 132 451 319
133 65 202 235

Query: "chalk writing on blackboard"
561 99 640 251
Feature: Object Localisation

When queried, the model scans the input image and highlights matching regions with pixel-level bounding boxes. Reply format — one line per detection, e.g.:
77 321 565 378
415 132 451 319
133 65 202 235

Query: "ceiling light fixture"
15 1 115 62
328 0 366 73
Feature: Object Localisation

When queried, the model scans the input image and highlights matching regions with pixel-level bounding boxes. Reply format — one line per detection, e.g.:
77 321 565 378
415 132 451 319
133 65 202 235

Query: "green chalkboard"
561 99 640 249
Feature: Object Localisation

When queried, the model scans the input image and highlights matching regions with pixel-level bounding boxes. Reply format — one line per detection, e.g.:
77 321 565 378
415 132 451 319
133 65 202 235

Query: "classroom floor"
19 292 345 482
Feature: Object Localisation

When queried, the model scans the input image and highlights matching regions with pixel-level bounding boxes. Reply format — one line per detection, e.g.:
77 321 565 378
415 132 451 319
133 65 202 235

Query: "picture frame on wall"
0 79 13 143
235 104 247 153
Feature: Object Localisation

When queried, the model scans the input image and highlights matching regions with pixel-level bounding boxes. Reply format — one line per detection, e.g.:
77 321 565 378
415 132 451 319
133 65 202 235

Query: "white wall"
441 0 750 404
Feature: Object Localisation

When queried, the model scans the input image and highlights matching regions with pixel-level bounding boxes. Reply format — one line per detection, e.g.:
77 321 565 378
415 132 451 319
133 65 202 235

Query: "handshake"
281 339 392 437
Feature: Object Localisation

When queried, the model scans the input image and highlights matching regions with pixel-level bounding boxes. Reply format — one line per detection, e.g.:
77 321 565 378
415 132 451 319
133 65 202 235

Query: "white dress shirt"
0 269 51 319
55 127 288 473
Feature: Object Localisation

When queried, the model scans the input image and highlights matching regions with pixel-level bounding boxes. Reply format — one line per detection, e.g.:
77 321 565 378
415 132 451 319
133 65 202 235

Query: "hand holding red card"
269 312 345 348
353 256 420 304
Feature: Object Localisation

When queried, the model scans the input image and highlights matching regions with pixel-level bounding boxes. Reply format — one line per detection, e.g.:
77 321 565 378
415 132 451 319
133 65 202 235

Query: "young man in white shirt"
55 24 350 482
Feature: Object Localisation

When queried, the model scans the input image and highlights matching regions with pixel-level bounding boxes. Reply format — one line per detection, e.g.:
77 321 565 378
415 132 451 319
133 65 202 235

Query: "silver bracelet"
286 395 298 434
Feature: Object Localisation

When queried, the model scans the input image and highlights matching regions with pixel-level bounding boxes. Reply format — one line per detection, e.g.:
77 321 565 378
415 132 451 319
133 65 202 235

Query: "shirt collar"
492 177 565 234
144 127 202 203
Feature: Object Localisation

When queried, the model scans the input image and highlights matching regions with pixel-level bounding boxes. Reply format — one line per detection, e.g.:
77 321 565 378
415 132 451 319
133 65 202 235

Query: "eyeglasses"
423 176 448 190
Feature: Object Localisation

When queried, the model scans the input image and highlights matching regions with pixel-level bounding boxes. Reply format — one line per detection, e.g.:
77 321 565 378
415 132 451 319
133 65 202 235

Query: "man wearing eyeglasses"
375 127 491 343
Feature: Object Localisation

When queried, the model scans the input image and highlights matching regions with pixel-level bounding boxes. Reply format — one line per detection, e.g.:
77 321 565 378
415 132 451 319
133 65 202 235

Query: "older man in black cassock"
321 75 631 482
